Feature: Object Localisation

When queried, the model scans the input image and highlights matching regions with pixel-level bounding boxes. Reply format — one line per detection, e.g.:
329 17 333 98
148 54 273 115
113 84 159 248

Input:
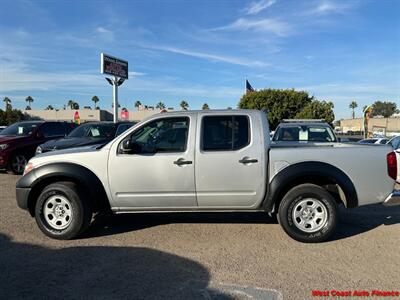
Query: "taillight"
387 152 397 180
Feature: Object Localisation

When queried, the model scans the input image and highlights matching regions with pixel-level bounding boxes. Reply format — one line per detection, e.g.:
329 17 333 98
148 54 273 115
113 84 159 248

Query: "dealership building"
340 117 400 137
23 106 173 123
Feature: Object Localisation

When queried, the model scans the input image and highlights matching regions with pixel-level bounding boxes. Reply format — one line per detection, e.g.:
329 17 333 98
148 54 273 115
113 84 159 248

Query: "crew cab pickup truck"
15 110 399 242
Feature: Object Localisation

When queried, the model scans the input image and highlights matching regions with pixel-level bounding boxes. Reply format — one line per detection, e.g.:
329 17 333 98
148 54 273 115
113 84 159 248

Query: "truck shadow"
0 233 228 299
85 205 400 242
86 212 277 239
332 204 400 241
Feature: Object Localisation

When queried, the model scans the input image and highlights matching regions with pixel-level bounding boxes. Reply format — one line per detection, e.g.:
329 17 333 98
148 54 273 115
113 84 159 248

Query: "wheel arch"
264 161 358 212
17 163 111 216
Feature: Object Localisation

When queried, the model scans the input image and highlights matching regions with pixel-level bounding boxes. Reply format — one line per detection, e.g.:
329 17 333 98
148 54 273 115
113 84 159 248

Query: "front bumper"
16 187 31 210
383 190 400 206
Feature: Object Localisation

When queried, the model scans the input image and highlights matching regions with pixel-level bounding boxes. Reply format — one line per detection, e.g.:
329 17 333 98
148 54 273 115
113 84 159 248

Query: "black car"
36 121 135 155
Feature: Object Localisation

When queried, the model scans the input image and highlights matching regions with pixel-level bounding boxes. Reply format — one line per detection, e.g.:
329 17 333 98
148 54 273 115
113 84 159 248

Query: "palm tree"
91 95 99 109
202 103 210 110
180 100 189 110
134 100 142 110
67 100 75 109
25 96 34 109
45 105 54 110
3 97 11 110
349 101 358 119
156 102 166 110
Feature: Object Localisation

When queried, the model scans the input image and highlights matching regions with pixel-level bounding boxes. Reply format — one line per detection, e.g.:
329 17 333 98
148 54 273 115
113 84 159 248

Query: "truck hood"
40 137 109 151
35 145 100 159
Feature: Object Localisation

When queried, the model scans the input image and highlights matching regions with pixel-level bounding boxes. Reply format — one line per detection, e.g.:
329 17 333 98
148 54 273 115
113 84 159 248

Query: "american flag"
246 79 255 94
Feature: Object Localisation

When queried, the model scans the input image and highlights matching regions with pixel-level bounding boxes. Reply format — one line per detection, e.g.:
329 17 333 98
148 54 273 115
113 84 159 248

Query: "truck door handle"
173 158 193 166
239 157 258 164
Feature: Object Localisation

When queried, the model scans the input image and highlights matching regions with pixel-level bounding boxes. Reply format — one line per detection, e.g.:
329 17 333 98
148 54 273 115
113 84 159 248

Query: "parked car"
358 138 388 144
272 119 337 144
388 135 400 150
0 121 75 174
0 126 6 133
35 121 135 155
16 110 398 242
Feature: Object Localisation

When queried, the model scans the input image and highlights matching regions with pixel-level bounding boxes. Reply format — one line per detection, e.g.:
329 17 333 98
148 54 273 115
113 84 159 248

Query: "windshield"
67 123 116 139
0 122 41 136
273 125 336 142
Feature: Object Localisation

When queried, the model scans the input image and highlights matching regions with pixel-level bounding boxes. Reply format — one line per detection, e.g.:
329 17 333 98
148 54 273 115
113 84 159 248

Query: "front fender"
16 162 110 215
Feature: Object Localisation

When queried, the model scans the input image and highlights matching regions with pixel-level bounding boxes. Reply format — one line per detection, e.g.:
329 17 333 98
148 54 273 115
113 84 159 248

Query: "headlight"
36 146 42 154
0 144 8 150
23 163 34 176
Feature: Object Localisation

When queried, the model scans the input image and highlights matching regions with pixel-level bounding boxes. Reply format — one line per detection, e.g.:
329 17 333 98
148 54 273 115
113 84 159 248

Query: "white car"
358 138 388 145
388 136 400 149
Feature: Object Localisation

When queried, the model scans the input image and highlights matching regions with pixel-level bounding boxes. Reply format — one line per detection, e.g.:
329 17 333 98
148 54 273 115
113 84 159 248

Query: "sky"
0 0 399 120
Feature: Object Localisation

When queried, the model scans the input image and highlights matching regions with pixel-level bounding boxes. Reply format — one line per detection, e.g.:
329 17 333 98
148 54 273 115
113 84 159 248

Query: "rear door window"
201 115 250 151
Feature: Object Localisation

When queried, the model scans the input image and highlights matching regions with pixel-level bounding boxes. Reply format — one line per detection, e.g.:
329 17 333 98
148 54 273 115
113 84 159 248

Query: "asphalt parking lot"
0 173 399 300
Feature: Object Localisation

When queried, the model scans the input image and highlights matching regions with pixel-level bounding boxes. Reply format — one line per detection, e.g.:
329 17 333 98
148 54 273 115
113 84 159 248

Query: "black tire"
278 184 338 243
34 182 92 240
9 154 28 175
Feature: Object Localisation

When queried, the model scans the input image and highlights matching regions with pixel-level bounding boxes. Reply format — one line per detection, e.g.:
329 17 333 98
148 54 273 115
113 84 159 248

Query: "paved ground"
0 173 399 299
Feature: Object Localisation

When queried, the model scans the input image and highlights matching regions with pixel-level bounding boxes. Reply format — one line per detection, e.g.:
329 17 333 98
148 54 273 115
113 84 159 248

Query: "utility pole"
112 76 118 123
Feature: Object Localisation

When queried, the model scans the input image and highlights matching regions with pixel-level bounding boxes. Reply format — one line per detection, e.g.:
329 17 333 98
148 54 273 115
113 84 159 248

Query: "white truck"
16 110 399 242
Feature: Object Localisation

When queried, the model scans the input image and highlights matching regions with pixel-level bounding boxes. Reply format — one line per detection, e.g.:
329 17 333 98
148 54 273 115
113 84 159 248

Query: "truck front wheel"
34 182 92 240
278 184 338 243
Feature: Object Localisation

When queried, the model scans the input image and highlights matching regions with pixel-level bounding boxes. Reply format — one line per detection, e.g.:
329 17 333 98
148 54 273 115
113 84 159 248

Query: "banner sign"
363 105 373 138
121 109 129 120
73 111 81 125
101 53 128 79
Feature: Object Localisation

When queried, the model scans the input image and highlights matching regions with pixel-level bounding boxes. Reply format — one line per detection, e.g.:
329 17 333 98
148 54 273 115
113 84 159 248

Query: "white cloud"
212 18 291 36
144 45 269 67
94 26 114 42
128 71 146 77
95 27 112 34
308 1 354 15
244 0 276 15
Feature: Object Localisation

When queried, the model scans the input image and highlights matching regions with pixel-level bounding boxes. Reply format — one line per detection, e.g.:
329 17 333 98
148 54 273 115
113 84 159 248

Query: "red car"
0 121 75 174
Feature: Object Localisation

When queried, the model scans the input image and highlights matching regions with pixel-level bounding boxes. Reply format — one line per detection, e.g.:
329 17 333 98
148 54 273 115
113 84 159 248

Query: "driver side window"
125 117 189 153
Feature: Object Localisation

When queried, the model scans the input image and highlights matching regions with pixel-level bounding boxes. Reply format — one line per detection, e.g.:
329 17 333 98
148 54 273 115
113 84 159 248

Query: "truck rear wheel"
34 182 92 240
278 184 338 243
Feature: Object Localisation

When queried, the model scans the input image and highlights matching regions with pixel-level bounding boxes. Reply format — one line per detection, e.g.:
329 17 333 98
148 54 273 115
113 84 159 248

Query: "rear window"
273 125 336 142
201 115 250 151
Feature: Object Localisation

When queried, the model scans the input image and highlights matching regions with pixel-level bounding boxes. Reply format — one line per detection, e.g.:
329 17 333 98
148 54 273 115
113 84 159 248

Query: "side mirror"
121 140 142 154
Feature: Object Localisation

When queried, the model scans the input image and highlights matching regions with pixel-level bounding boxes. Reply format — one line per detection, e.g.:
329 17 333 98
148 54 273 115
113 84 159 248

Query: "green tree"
371 101 397 118
0 108 27 125
180 100 189 110
238 88 313 129
91 95 99 109
156 102 166 110
202 103 210 110
295 100 335 125
25 96 34 109
349 101 358 119
3 97 11 110
45 105 54 110
73 102 79 110
134 100 142 110
67 100 75 109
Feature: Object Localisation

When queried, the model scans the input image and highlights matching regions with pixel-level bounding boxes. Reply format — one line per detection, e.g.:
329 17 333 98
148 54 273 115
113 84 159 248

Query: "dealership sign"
101 53 128 79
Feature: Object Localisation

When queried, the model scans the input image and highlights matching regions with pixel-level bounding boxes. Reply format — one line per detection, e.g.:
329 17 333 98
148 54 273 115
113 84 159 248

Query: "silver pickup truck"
16 110 399 242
